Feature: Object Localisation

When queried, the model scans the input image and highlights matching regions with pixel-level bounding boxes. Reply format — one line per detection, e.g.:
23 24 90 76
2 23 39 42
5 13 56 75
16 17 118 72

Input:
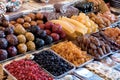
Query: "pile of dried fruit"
104 28 120 44
5 59 53 80
33 50 74 77
51 41 92 66
88 12 117 29
77 35 111 59
77 31 120 59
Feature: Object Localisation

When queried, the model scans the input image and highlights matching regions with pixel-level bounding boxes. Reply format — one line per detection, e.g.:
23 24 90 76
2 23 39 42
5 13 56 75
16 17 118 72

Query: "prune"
6 34 18 46
30 26 40 34
0 30 5 38
37 30 46 38
0 38 8 49
7 46 17 57
35 38 45 48
44 35 53 44
33 50 74 77
0 49 8 61
4 27 14 35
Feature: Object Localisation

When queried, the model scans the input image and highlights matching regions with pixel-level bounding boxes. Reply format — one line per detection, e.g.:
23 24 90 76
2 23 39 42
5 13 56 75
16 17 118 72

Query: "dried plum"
5 27 14 35
0 38 8 49
33 50 74 77
37 30 46 38
35 38 45 48
0 49 8 61
6 34 18 46
44 35 53 44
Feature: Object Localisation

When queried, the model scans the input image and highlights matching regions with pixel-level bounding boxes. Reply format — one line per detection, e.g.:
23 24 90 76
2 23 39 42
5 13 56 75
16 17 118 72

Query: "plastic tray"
50 48 94 68
95 52 113 60
110 20 120 28
2 52 55 80
32 49 75 79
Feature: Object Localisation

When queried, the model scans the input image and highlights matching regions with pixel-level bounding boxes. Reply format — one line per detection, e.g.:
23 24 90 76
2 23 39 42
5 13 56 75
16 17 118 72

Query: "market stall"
0 0 120 80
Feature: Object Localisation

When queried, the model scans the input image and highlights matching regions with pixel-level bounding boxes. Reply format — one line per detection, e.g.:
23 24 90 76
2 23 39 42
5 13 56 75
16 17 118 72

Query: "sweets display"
71 13 98 33
88 12 117 29
100 57 117 67
77 34 111 59
5 59 53 80
87 0 110 13
0 12 66 61
33 50 74 77
74 68 104 80
86 61 120 80
0 0 120 79
111 53 120 63
75 2 94 13
103 27 120 44
51 13 99 39
91 31 120 51
51 41 92 67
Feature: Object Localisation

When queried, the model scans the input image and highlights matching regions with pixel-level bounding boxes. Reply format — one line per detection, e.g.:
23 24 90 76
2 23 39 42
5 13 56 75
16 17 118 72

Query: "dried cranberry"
5 59 53 80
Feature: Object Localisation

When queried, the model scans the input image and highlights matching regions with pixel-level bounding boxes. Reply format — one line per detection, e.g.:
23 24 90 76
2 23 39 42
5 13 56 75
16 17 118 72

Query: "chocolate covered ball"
26 41 35 51
25 32 34 41
17 43 27 54
17 34 26 43
14 24 26 34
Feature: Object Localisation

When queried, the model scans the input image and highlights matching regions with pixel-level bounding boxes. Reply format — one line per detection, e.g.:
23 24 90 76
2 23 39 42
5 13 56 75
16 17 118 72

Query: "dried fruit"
5 59 53 80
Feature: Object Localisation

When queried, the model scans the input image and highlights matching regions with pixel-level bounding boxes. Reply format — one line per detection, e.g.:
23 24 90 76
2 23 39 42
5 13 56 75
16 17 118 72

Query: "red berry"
50 33 60 41
52 24 62 33
5 59 53 80
45 22 54 29
45 29 51 35
39 24 45 30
